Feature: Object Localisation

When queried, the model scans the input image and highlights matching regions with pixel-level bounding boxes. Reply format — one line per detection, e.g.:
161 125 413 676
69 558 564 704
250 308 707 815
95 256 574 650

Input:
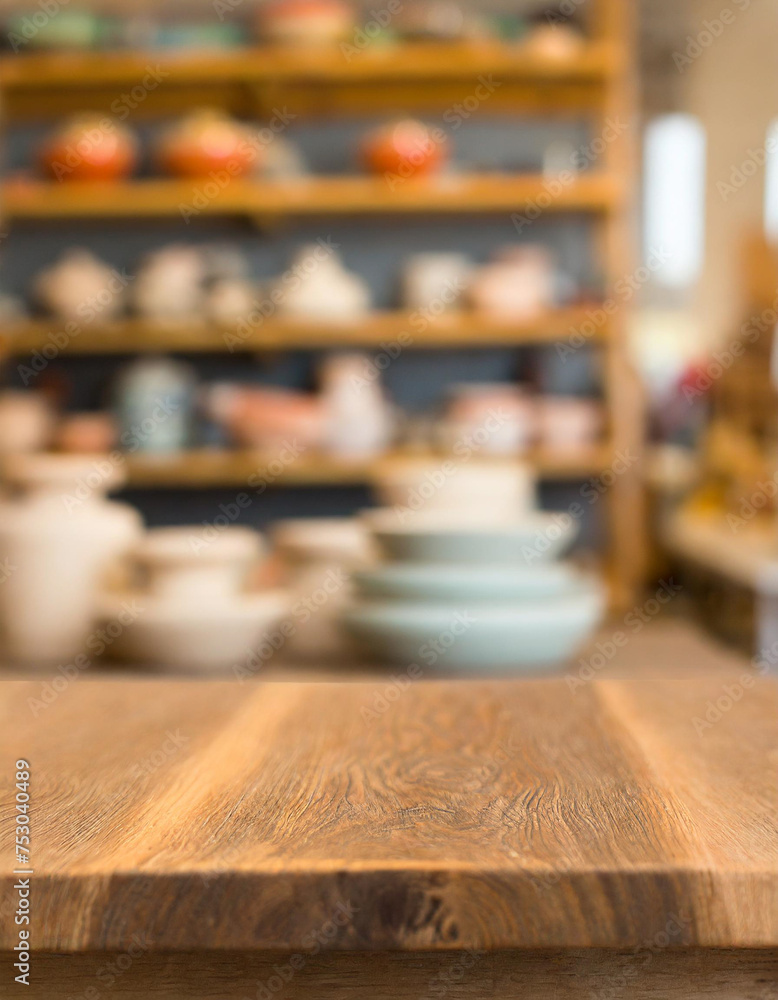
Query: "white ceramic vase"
0 454 143 663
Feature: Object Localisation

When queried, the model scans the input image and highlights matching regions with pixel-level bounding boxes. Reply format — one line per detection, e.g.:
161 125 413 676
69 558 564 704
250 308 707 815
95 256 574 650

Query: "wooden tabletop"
1 676 776 952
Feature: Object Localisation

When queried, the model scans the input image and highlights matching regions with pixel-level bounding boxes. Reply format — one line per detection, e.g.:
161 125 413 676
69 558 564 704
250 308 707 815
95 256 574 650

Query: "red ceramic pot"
39 114 138 182
156 110 258 179
361 119 448 178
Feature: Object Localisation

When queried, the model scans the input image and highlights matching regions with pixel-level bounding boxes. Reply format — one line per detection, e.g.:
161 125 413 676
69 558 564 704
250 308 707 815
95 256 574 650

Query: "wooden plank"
2 174 623 220
120 446 613 488
0 949 775 999
0 678 775 950
2 309 610 354
0 42 622 89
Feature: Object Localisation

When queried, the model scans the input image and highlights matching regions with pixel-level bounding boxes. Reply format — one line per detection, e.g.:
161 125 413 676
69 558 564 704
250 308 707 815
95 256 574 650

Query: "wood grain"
0 949 775 1000
0 678 776 951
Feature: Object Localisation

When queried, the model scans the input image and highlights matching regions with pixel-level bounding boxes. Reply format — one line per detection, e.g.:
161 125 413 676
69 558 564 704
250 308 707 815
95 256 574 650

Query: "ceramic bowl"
361 508 578 565
354 561 584 602
97 589 290 673
372 457 537 516
341 583 605 671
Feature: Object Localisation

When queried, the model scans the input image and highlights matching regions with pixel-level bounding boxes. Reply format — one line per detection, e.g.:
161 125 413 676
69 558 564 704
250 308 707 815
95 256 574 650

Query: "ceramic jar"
272 517 373 660
34 249 126 323
113 357 197 453
155 109 258 179
39 114 138 182
320 353 394 458
0 454 142 663
362 119 448 178
0 391 53 455
537 396 603 450
98 526 289 672
401 253 472 311
441 383 537 455
257 0 354 45
468 245 555 319
275 246 371 320
133 245 205 321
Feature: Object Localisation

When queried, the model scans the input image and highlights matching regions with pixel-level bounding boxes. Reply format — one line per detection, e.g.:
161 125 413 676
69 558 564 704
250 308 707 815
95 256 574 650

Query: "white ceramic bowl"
341 584 605 672
372 457 536 517
362 508 579 565
97 588 289 673
354 561 584 602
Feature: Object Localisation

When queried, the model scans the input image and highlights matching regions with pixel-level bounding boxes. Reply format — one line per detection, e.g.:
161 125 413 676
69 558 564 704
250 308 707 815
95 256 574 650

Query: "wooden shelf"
0 42 622 120
2 173 621 220
0 42 621 88
3 308 608 354
122 445 612 489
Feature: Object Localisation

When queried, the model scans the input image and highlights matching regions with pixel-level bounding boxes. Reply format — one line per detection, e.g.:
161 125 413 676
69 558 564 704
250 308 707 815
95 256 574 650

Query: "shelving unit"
0 0 645 608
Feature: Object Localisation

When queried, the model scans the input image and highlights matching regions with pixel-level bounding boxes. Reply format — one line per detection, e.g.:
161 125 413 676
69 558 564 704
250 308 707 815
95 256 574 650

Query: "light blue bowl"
362 509 579 565
353 561 583 602
341 582 605 672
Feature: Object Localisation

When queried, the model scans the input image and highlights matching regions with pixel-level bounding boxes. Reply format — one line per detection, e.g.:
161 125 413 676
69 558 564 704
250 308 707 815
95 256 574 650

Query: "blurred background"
0 0 776 676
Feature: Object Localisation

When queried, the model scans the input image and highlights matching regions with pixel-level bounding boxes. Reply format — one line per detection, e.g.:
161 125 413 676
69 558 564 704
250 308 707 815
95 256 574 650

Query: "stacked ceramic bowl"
341 459 605 673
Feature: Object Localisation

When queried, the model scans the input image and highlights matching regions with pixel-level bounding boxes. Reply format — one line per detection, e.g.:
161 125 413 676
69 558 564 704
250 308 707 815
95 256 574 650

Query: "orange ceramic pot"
361 119 448 178
257 0 354 45
156 110 258 179
39 114 138 182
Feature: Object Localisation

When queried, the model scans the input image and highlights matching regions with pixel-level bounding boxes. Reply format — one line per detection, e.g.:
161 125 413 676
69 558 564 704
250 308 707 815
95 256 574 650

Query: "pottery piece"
524 23 585 60
0 391 53 455
467 245 555 319
361 507 578 564
98 525 288 672
361 119 448 178
441 382 537 455
395 1 467 39
33 249 126 323
206 384 327 451
133 245 205 321
39 113 138 182
273 517 373 660
275 246 371 320
537 396 603 449
353 561 584 602
342 582 605 671
155 109 258 179
372 457 537 518
0 453 142 663
320 353 394 458
135 526 262 604
205 277 258 325
55 412 116 454
257 0 354 45
113 356 197 453
401 253 472 311
8 10 101 49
